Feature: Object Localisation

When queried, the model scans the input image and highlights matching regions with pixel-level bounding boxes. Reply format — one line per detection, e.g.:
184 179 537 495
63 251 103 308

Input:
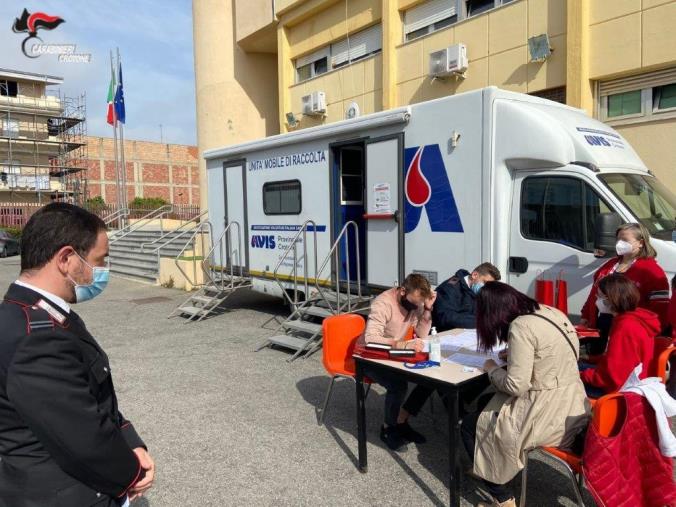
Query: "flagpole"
116 48 129 215
109 50 122 223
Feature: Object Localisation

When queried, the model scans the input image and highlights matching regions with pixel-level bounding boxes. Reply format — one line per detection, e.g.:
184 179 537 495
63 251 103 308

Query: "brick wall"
86 136 200 205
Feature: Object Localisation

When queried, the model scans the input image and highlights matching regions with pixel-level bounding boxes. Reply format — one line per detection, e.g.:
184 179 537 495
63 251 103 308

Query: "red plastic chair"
319 314 369 425
520 393 626 507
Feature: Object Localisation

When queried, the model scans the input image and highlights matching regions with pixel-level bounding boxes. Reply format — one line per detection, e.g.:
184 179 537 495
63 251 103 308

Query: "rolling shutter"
404 0 456 35
331 24 382 67
599 67 676 96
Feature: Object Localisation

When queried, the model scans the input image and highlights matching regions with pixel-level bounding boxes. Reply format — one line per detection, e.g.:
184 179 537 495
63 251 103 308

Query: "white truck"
204 87 675 326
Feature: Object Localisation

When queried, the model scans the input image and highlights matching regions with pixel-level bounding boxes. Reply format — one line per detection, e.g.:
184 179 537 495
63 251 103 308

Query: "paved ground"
0 256 597 506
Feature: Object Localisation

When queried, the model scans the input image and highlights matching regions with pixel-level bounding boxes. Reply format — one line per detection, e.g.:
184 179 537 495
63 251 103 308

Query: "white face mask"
615 240 635 257
596 296 612 315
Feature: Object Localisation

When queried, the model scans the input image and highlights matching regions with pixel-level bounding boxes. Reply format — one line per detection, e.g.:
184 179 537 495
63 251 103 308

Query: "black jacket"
432 269 477 331
0 283 144 507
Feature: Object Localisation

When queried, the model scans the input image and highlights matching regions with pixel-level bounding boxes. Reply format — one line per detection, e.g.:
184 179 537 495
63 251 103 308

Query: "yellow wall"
193 0 279 210
395 0 567 106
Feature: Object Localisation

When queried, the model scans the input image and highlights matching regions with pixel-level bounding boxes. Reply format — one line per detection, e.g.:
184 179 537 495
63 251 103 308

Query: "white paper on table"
440 329 478 350
444 352 506 369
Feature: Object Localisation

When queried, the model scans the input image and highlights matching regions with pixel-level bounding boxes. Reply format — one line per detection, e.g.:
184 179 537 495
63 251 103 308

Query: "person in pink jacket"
360 273 436 451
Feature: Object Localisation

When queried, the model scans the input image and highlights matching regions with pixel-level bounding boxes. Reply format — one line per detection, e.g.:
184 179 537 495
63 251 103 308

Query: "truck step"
300 306 334 319
281 320 323 335
267 335 311 352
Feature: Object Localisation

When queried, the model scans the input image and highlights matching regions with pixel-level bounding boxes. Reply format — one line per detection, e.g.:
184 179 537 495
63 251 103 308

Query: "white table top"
355 329 489 386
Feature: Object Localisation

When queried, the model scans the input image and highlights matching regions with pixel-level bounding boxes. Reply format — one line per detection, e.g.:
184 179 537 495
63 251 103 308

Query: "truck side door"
508 172 614 319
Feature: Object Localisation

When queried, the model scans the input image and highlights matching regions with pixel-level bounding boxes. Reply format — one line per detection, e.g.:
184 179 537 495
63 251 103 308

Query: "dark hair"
21 203 107 272
401 273 432 298
476 281 540 352
598 273 640 314
473 262 501 281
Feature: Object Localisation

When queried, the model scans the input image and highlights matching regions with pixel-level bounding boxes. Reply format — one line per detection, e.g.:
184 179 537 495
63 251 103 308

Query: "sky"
0 0 197 146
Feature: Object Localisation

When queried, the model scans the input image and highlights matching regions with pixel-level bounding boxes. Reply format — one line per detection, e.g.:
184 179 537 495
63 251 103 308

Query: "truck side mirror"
594 212 623 258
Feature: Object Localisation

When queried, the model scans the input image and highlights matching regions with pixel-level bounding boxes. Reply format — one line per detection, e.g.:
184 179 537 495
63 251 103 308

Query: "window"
331 24 382 68
404 0 457 42
599 173 676 241
263 180 302 215
339 147 364 204
521 177 611 252
0 80 18 97
466 0 495 17
607 90 642 118
295 48 330 83
653 83 676 111
599 68 676 123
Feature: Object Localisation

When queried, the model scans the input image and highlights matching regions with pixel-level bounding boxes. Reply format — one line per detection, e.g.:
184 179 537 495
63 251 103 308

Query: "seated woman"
580 273 660 397
461 282 590 507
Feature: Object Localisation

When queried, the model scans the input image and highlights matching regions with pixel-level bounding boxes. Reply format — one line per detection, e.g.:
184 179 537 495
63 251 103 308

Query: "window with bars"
0 80 18 97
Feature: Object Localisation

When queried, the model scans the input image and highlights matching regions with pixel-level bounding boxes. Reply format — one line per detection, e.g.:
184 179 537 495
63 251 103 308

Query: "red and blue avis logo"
404 145 464 234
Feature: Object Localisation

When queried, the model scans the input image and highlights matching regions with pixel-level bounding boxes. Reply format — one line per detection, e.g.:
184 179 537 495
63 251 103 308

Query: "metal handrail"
315 220 362 314
272 220 318 311
174 221 214 289
200 221 243 291
109 205 173 244
103 207 129 228
140 209 208 251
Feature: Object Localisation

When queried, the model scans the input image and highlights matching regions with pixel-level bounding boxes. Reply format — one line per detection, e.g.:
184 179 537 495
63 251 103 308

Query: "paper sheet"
444 352 506 369
440 329 479 351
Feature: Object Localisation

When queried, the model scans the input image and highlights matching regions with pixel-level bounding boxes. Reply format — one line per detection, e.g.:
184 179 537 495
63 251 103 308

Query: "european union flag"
114 64 125 124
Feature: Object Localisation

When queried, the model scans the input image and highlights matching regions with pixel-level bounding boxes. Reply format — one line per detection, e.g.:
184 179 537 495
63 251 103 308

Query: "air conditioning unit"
429 44 468 78
301 91 326 116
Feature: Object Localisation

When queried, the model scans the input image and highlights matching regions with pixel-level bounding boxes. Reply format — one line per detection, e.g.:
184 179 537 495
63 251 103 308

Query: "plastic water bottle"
429 326 441 363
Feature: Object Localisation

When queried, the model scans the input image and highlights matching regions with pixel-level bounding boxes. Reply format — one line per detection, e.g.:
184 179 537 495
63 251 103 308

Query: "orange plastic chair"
650 337 673 377
319 313 369 425
656 345 676 383
520 393 626 507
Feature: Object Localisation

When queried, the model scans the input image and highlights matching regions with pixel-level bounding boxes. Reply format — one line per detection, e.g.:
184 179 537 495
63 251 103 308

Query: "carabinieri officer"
0 203 155 506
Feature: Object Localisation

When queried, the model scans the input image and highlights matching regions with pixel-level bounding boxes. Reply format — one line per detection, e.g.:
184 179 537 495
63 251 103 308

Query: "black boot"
380 424 408 451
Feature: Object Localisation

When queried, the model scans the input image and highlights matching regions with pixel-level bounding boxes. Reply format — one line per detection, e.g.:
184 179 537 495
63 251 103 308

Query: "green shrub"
131 197 168 209
85 196 106 211
1 227 22 238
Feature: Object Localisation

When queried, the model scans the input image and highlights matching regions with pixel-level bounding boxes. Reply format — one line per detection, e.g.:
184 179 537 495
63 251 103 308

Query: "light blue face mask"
69 254 110 303
471 282 484 295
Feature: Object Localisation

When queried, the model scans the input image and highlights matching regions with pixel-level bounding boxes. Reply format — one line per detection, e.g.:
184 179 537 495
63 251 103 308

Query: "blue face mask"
69 254 110 303
471 282 484 295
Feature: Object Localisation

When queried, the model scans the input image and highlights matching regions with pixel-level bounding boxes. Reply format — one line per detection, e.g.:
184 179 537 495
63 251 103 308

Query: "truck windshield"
599 173 676 241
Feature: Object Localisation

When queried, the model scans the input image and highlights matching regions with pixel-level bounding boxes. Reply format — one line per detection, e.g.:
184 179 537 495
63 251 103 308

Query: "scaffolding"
0 78 88 205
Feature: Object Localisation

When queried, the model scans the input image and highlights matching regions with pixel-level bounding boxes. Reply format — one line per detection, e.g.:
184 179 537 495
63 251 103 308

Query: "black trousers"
402 378 490 417
586 313 613 355
460 394 514 503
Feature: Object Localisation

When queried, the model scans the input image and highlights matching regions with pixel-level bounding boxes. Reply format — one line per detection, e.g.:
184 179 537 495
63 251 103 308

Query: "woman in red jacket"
580 274 660 397
581 222 669 353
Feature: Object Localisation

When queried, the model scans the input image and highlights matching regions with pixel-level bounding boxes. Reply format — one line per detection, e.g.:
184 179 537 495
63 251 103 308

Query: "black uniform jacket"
431 269 477 331
0 283 144 507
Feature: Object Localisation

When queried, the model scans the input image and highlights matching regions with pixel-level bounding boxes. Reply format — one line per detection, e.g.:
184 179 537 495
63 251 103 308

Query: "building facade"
193 0 676 195
84 136 200 205
0 68 87 204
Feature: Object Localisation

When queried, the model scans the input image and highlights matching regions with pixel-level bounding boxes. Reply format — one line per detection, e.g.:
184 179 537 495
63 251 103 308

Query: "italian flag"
106 70 115 125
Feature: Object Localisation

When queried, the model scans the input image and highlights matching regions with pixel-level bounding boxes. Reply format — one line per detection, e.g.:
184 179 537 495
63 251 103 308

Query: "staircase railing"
201 221 244 291
109 205 174 244
273 220 318 311
315 220 362 314
140 209 208 252
103 207 129 229
173 220 214 289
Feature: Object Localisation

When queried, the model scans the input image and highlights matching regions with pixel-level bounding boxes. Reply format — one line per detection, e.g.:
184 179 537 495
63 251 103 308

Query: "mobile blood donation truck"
204 87 676 324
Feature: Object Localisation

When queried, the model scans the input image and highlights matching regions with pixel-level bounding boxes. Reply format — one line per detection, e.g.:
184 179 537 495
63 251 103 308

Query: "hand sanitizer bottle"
429 326 441 363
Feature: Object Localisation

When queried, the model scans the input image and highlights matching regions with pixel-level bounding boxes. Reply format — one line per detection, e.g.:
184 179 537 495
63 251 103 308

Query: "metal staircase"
170 220 252 322
258 221 372 361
